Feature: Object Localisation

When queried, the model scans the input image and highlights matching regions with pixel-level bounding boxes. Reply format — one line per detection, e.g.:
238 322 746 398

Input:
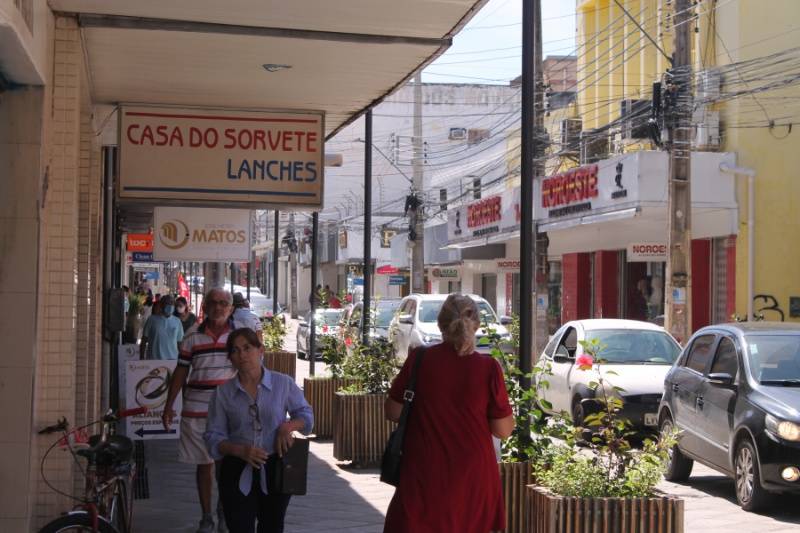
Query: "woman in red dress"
383 294 515 533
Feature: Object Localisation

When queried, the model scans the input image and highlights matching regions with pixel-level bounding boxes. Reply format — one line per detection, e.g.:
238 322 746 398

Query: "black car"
659 322 800 511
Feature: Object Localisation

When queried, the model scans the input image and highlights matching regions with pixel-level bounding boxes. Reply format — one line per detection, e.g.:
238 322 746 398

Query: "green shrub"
340 338 398 394
262 316 286 352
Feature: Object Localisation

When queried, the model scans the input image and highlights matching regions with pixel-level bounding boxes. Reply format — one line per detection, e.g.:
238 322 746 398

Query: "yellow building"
538 0 800 331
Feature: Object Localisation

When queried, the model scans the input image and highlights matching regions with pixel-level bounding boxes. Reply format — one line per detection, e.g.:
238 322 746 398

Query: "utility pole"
272 210 279 316
288 211 298 319
531 0 548 358
362 110 373 345
664 0 693 344
410 73 425 293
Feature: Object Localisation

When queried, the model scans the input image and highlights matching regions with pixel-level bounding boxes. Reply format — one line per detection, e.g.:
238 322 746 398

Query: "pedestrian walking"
309 284 322 309
205 327 314 533
162 288 246 533
174 296 198 333
140 295 184 360
382 293 514 533
232 292 263 344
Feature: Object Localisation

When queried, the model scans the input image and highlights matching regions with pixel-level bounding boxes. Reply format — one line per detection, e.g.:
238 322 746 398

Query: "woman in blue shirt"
205 328 314 533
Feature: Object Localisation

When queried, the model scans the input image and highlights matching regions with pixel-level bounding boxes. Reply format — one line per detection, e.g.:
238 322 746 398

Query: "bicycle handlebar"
38 417 69 435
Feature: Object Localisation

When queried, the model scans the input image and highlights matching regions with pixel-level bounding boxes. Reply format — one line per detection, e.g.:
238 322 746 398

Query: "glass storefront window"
547 261 562 334
625 261 665 323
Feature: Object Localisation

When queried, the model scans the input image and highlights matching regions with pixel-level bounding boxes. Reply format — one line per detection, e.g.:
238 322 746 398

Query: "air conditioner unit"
619 99 651 139
448 127 467 140
559 118 582 155
692 105 721 150
580 129 609 164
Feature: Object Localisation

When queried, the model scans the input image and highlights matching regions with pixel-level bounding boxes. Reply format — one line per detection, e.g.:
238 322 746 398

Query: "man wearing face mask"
174 296 198 333
140 294 184 360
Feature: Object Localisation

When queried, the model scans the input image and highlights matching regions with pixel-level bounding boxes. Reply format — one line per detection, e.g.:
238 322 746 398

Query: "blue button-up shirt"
204 368 314 495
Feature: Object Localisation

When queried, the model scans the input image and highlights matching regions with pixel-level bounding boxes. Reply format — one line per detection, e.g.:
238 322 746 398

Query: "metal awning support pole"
518 0 539 455
247 212 253 301
309 212 319 376
273 210 279 316
362 110 373 345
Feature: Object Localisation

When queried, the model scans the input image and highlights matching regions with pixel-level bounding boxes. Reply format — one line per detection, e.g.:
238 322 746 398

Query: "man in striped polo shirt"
162 288 245 533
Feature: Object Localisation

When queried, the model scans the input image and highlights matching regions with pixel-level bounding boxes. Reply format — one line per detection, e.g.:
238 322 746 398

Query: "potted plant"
303 335 359 439
332 338 399 466
525 338 683 533
261 315 295 378
123 293 146 344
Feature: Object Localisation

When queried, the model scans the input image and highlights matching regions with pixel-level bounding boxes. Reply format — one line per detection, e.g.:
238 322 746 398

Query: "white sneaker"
197 515 215 533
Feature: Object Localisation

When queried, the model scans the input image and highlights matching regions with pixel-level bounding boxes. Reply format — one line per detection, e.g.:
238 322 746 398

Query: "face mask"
163 305 175 315
176 305 186 314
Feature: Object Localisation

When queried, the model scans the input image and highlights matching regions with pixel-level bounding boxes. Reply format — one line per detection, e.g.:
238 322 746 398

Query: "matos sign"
153 207 251 262
119 105 324 208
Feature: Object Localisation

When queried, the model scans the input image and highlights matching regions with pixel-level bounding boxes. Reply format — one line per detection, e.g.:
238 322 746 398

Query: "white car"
296 308 345 360
535 319 681 431
388 293 511 359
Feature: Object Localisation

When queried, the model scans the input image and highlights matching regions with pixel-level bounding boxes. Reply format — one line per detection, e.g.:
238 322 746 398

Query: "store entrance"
624 261 665 323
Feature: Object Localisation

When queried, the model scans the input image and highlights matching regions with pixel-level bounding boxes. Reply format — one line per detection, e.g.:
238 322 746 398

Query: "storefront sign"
127 233 153 252
541 164 599 216
131 252 154 262
429 266 461 281
119 105 324 207
448 189 520 244
153 207 251 262
376 265 399 275
496 259 521 271
627 243 667 262
124 360 181 440
389 275 407 286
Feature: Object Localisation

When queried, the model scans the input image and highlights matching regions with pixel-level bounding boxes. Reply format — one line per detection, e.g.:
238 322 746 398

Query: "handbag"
380 347 426 486
266 437 310 495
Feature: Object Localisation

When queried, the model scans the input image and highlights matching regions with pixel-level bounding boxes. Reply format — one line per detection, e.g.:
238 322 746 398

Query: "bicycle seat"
86 434 134 465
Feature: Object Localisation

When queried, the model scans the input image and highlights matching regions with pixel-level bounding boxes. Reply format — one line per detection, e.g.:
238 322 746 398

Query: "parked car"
535 319 681 431
387 294 511 359
659 322 800 511
296 308 345 360
339 299 403 343
246 292 284 322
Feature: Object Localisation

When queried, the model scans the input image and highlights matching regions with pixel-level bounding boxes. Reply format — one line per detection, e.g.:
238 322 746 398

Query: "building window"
439 188 448 212
472 177 482 200
468 128 490 145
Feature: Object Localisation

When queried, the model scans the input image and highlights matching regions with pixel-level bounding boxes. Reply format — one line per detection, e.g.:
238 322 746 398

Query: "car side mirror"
399 314 414 325
500 315 513 325
553 354 571 364
708 372 735 387
299 321 308 327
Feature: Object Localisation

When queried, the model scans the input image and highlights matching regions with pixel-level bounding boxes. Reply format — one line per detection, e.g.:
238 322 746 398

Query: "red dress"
383 343 512 533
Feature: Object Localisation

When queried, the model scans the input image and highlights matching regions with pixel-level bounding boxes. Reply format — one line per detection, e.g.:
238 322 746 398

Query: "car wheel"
735 439 771 512
660 416 693 481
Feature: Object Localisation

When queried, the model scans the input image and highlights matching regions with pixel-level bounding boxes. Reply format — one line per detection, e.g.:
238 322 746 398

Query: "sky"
423 0 577 84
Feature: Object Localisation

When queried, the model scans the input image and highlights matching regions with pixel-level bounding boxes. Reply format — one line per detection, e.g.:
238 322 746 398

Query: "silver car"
388 293 511 360
296 308 345 360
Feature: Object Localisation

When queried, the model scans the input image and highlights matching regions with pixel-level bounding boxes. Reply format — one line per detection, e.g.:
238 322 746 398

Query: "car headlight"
422 333 441 343
766 414 800 441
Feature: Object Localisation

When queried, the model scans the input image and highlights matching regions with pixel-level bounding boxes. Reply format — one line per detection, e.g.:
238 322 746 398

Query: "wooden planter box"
496 462 534 533
333 392 396 467
303 377 360 439
526 485 683 533
264 350 296 379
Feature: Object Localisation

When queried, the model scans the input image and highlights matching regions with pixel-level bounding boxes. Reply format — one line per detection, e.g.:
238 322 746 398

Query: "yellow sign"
119 105 324 207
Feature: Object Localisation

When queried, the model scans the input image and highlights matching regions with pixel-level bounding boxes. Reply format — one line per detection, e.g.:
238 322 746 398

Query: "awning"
51 0 489 139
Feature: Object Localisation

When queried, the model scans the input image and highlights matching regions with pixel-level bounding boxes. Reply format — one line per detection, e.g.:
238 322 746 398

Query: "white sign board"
627 243 668 262
124 360 181 440
119 105 324 207
154 207 252 262
428 266 462 281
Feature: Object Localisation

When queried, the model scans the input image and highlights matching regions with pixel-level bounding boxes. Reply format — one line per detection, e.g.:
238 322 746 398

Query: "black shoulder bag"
380 347 425 486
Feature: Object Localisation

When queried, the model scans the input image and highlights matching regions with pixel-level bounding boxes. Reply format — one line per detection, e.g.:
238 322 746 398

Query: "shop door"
481 274 498 312
625 262 649 321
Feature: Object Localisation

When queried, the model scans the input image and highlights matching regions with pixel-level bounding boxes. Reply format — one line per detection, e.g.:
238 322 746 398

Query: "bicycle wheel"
109 478 132 533
38 512 117 533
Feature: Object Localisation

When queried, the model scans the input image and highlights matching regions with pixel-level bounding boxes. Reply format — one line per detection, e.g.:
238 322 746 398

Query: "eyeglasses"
249 403 262 436
206 299 231 308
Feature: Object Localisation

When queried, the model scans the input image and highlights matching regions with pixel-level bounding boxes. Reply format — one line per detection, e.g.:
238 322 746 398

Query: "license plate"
644 413 658 427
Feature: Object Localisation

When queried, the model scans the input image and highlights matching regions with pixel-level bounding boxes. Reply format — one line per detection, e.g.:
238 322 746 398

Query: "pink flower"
344 337 353 347
322 324 329 333
575 354 594 370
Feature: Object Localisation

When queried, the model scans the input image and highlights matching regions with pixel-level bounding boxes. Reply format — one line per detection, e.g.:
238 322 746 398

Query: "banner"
119 105 324 208
124 360 181 440
178 273 190 299
153 207 252 262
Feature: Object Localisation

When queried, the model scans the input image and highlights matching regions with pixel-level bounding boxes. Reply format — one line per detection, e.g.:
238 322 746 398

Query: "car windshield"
375 302 401 327
314 310 343 326
745 334 800 384
584 329 681 364
417 299 498 324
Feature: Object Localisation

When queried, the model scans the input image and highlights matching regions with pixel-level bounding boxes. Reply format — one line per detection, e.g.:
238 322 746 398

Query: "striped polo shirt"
178 319 243 418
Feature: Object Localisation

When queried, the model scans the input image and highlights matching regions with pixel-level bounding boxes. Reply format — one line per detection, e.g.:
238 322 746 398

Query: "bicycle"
37 406 147 533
